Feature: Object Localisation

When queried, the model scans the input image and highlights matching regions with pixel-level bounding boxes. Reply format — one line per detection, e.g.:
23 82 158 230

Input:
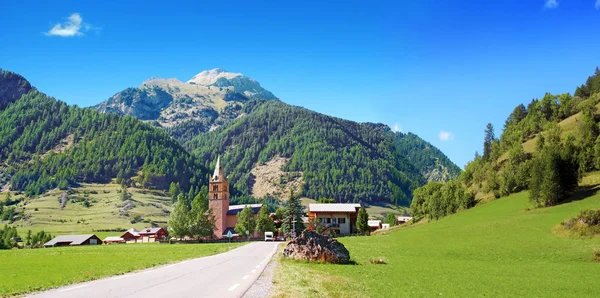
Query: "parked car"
264 231 274 241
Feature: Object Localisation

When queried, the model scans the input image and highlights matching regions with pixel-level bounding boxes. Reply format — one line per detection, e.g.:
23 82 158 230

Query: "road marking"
255 265 260 268
228 284 240 291
242 275 249 280
251 269 256 273
163 264 175 269
59 285 88 292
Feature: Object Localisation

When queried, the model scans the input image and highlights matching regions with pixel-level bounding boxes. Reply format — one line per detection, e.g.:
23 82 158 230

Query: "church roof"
226 204 262 215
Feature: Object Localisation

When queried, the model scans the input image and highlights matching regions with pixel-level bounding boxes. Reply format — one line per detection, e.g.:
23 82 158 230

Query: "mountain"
94 68 460 205
0 70 208 196
186 100 461 205
0 69 33 110
93 68 277 131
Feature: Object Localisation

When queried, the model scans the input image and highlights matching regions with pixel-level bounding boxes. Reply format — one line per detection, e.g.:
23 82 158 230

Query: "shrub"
369 257 387 264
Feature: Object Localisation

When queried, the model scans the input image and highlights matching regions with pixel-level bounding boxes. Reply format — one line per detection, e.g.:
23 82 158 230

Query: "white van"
264 231 274 241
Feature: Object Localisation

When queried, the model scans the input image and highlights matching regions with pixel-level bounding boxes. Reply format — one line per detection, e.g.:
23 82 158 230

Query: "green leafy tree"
188 192 214 239
168 194 190 239
235 206 256 239
255 204 275 235
317 198 336 203
383 213 397 227
357 206 369 235
169 182 181 203
120 184 130 201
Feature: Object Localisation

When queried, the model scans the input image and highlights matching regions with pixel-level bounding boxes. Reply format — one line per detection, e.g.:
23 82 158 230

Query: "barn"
44 234 102 248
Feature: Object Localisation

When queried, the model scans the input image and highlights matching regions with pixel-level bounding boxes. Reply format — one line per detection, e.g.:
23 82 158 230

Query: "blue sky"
1 0 599 168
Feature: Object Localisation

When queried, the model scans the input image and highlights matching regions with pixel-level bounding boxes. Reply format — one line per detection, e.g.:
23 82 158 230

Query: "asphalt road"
30 242 279 298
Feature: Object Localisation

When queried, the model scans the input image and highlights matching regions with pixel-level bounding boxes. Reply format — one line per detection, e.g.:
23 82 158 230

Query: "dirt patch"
41 134 74 158
250 157 303 199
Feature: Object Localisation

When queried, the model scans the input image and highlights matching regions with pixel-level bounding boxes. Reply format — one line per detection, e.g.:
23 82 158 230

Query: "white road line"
59 285 88 292
242 275 249 280
228 284 240 291
163 264 175 269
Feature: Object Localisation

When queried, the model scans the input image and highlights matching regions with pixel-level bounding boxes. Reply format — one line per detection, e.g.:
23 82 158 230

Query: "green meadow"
273 190 600 297
0 242 243 296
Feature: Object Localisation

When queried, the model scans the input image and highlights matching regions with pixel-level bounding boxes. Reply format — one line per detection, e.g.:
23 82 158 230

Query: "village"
42 157 412 248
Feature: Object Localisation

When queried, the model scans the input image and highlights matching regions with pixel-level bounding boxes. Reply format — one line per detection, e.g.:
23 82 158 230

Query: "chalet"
368 220 382 232
44 234 102 248
397 216 413 224
308 203 361 235
209 157 263 238
120 227 168 243
103 236 125 244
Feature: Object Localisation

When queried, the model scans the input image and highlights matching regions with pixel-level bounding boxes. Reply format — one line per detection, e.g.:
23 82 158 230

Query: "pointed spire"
212 156 226 182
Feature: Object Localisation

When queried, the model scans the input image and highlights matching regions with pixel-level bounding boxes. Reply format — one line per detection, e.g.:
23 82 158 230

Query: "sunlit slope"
275 186 600 297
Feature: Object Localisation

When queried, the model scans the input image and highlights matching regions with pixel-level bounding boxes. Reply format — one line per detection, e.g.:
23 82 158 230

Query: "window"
332 218 337 224
338 218 346 224
213 193 218 199
213 185 218 192
90 238 97 245
321 218 331 224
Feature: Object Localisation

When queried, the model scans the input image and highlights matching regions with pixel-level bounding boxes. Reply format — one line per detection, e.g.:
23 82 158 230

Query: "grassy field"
4 183 173 237
0 242 244 296
273 189 600 297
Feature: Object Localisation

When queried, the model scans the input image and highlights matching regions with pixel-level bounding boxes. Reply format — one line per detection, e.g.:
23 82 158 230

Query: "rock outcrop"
282 231 350 264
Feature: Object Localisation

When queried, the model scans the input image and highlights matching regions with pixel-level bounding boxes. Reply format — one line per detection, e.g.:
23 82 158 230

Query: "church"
209 157 263 238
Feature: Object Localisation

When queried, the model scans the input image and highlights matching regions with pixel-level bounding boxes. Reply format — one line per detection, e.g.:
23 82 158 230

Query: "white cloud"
46 13 98 37
439 131 454 141
392 123 403 133
596 0 600 9
544 0 559 9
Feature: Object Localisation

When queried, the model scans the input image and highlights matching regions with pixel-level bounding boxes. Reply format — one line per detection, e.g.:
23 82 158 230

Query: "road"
30 242 279 298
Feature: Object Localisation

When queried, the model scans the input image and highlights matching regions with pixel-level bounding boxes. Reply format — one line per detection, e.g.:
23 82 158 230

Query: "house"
368 220 382 232
209 157 263 238
103 236 125 244
44 234 102 248
308 203 361 235
397 216 413 224
120 227 168 243
382 223 390 229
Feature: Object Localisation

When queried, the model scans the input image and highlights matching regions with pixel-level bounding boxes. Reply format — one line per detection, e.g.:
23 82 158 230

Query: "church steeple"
212 155 227 182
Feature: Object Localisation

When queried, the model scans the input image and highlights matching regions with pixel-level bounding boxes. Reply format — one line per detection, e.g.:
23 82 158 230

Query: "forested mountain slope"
187 100 460 205
0 70 208 196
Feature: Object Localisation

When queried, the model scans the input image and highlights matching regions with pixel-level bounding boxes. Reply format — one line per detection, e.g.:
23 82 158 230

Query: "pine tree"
357 205 369 235
255 204 275 235
282 189 304 237
483 123 495 161
169 182 181 203
234 206 256 239
168 194 190 239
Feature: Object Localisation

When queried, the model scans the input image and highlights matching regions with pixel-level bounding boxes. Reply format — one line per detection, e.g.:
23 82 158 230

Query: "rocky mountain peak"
186 68 243 86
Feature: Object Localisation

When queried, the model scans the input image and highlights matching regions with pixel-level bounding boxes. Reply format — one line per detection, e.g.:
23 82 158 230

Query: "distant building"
381 223 390 229
209 157 263 238
368 220 382 232
308 203 361 234
103 236 125 244
44 234 102 248
120 227 168 243
397 216 413 224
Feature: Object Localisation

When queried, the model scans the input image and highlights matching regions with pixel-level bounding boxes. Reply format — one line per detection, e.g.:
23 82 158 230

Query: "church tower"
209 156 229 238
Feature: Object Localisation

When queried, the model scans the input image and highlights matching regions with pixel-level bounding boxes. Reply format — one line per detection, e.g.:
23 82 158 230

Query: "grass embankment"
273 189 600 297
0 242 244 296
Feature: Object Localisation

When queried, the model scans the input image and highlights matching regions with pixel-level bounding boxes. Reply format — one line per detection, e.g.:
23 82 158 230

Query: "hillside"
93 68 277 130
459 67 600 201
187 100 461 205
0 70 208 198
274 177 600 297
